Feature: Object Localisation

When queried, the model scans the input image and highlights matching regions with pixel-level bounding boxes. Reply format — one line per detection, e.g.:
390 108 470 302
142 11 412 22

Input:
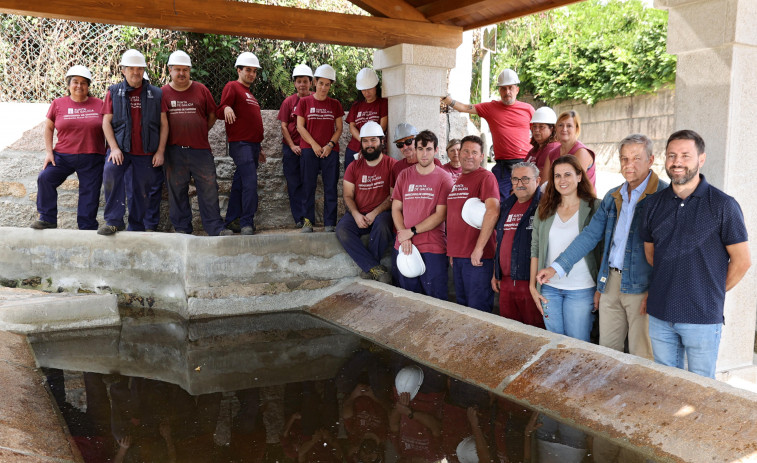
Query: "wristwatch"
411 226 417 235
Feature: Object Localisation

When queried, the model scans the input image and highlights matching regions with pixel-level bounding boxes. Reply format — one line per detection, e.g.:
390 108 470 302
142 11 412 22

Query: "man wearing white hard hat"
295 64 343 233
390 122 442 185
344 68 388 173
336 121 396 283
277 64 313 229
100 49 168 236
442 68 534 203
446 135 500 313
161 50 231 236
392 130 454 300
216 51 266 235
32 65 105 231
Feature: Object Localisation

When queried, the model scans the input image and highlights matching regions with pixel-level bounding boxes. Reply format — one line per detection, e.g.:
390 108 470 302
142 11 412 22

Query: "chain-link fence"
0 14 374 109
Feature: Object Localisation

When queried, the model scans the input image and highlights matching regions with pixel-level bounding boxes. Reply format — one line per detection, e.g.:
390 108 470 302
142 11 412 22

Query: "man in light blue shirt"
536 134 668 359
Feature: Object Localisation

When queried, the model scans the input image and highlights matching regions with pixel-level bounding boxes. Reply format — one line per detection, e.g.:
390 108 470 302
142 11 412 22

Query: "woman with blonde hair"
555 110 596 189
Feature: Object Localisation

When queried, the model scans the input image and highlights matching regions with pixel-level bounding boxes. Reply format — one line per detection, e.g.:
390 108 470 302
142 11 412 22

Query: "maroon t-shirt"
344 155 396 214
216 80 264 143
277 93 305 146
392 166 453 255
161 82 217 149
391 390 444 461
391 157 442 187
102 88 148 155
345 98 388 152
524 141 560 176
499 198 532 277
47 96 105 155
441 162 462 183
343 396 389 444
294 95 343 151
446 168 500 259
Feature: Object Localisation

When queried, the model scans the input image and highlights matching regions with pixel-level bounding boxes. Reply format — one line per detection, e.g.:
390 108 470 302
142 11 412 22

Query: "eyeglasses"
395 139 414 149
511 176 532 185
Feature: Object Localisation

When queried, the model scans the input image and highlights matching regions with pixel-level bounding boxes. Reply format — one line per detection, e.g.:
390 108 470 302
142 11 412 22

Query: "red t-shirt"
47 96 105 155
391 390 444 461
391 157 442 187
294 95 343 151
102 88 148 155
524 141 560 175
277 93 305 146
345 98 388 152
344 155 396 214
343 396 389 444
392 166 453 255
499 198 532 277
441 163 462 183
216 80 264 143
161 82 217 149
475 100 534 160
446 168 500 259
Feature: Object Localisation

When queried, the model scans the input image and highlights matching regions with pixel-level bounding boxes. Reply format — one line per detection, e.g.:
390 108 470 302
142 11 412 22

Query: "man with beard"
641 130 750 378
336 121 397 283
392 130 454 300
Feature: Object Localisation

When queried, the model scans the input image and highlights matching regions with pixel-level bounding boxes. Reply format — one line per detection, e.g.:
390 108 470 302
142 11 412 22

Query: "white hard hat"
393 122 418 142
359 121 384 138
497 68 520 86
314 64 336 81
395 365 424 401
462 197 486 229
536 440 587 463
396 244 426 279
120 49 147 67
531 106 557 125
356 68 379 90
292 64 313 78
456 436 479 463
235 52 260 68
65 65 92 81
167 50 192 67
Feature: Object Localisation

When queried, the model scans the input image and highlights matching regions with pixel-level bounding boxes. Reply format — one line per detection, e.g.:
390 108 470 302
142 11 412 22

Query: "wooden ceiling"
0 0 583 49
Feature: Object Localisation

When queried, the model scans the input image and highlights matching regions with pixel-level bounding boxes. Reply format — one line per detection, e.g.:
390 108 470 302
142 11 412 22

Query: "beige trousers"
598 270 653 360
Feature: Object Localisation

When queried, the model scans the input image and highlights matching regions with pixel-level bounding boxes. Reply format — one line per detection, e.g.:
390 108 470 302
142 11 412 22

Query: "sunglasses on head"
395 139 414 149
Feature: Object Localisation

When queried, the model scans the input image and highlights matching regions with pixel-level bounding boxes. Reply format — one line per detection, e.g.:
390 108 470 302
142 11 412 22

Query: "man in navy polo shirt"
640 130 750 378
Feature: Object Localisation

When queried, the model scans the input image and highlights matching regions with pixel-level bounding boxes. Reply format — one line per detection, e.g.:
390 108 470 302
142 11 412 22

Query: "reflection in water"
31 313 655 463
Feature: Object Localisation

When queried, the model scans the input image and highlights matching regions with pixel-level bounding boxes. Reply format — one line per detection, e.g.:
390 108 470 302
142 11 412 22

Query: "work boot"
300 218 313 233
241 226 255 235
324 225 336 232
226 219 241 233
30 220 56 230
219 229 234 236
295 220 304 229
368 265 392 284
97 224 124 236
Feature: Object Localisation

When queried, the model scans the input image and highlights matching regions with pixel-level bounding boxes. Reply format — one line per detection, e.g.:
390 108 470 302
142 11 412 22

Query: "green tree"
480 0 676 105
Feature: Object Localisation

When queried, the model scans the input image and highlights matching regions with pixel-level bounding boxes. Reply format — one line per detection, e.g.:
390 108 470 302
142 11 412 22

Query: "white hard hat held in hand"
396 244 426 278
462 197 486 229
456 436 479 463
395 365 424 401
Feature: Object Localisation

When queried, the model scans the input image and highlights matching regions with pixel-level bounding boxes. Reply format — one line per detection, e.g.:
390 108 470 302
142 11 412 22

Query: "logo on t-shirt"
362 175 368 183
357 111 363 118
68 108 74 114
246 93 252 99
171 100 177 107
310 107 316 114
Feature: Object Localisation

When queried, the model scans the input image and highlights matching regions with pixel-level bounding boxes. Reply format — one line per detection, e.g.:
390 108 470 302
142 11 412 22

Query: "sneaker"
300 218 313 233
226 219 241 233
240 226 255 235
219 229 234 236
368 265 392 284
97 224 123 236
30 220 56 230
324 225 336 232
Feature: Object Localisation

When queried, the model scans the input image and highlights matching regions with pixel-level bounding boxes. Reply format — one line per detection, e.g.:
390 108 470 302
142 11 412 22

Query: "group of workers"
35 48 751 385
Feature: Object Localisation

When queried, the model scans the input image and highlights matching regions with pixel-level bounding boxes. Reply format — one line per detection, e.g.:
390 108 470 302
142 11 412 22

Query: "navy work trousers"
225 141 261 229
102 150 162 230
335 211 393 273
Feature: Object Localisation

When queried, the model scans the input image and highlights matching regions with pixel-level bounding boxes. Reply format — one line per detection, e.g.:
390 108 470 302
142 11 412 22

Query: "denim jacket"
551 171 668 294
494 189 542 281
531 197 601 293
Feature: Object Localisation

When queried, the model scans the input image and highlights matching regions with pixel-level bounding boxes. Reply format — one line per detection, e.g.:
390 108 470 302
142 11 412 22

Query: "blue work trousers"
164 146 224 236
335 211 393 273
124 164 164 230
344 147 359 172
102 150 162 230
282 144 305 225
301 148 339 226
37 151 104 230
225 141 260 228
452 257 495 313
393 249 449 301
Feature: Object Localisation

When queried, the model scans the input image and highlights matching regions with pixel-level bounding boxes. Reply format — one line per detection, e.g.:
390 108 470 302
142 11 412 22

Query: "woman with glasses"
529 156 600 341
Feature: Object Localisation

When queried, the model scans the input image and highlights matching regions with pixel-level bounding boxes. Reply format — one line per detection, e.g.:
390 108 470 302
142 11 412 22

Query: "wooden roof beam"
348 0 430 22
419 0 582 25
461 0 583 30
0 0 461 49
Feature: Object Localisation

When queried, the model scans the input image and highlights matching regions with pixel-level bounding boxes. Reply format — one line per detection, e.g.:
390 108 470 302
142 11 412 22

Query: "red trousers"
498 276 546 329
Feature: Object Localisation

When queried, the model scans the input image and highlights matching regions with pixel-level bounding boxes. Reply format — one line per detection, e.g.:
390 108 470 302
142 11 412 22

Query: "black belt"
610 267 622 274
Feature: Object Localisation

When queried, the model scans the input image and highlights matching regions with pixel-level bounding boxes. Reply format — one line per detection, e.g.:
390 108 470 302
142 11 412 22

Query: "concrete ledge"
306 281 757 463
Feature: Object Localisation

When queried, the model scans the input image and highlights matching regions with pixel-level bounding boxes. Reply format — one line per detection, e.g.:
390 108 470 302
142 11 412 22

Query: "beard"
361 144 383 162
666 165 698 185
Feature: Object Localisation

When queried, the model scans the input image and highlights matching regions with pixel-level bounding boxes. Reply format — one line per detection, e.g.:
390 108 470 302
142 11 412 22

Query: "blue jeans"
393 249 448 301
225 141 260 228
335 211 393 272
540 285 595 342
452 257 494 313
282 144 305 224
648 315 722 378
37 152 104 230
